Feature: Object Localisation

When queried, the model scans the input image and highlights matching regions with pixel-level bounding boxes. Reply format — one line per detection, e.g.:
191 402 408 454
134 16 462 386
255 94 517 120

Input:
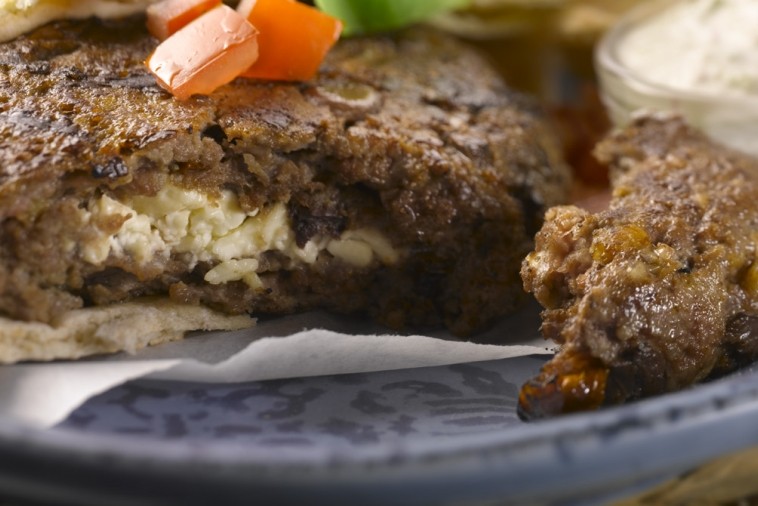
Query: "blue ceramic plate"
1 309 758 505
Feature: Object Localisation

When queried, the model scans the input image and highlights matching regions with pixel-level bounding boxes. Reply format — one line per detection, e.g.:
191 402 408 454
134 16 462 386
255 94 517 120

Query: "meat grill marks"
519 116 758 419
0 17 570 336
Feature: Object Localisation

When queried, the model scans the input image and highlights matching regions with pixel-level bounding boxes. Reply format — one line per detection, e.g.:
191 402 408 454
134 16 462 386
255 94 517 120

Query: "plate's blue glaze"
1 356 758 505
60 359 535 448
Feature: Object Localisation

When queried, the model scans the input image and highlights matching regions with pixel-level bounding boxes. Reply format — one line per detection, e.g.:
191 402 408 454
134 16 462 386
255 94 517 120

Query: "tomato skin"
238 0 343 81
146 5 260 101
146 0 221 40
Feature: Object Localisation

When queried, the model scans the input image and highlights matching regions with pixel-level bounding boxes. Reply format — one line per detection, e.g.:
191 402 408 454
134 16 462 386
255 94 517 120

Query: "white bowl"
595 0 758 156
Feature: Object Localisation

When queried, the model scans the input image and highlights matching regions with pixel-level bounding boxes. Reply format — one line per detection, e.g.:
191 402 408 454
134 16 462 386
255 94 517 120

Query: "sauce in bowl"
596 0 758 156
621 0 758 97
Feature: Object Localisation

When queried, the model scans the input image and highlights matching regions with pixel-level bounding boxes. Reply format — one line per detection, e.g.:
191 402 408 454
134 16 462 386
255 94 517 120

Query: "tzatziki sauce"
618 0 758 97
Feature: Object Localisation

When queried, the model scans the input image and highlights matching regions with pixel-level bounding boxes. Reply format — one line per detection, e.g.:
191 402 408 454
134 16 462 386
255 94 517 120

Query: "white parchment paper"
0 307 553 428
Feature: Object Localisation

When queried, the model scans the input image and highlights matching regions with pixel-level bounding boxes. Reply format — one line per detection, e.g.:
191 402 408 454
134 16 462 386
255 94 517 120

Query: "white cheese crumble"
80 185 399 289
327 229 398 268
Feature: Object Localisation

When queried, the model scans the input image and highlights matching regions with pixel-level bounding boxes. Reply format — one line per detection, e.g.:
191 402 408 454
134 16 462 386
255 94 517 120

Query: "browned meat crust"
0 17 569 337
519 116 758 419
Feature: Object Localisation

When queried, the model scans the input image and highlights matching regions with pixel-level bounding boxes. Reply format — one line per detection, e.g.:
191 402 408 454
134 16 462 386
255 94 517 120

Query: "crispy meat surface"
519 116 758 419
0 17 569 339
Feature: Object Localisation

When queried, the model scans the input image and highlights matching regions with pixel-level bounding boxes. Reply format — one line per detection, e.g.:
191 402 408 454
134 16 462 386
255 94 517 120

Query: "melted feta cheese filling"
79 186 399 289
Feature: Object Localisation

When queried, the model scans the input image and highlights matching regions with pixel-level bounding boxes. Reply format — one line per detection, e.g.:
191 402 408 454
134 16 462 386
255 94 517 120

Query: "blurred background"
430 0 645 198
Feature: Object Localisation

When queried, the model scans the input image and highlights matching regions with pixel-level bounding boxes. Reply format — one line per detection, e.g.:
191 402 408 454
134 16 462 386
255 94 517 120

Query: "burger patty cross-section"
0 16 570 361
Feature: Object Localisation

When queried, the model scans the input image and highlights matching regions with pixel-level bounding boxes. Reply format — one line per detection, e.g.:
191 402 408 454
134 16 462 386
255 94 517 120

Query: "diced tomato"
237 0 343 81
146 5 259 101
146 0 221 40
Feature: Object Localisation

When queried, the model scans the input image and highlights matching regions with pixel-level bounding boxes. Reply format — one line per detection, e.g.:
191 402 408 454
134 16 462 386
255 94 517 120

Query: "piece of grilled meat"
0 16 569 360
519 116 758 419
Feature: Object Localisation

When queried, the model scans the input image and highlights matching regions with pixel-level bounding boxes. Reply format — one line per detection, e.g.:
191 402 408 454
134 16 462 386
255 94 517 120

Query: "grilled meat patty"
0 16 569 356
519 116 758 419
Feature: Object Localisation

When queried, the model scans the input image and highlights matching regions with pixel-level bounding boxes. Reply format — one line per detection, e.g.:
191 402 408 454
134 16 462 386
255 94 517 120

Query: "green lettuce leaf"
315 0 471 35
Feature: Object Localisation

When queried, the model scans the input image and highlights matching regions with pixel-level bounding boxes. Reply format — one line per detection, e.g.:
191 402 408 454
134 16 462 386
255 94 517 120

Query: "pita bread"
0 299 253 363
0 0 156 42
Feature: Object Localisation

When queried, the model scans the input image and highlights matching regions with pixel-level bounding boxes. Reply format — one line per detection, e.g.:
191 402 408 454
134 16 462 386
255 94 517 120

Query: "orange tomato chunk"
146 5 259 101
237 0 342 81
146 0 221 40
